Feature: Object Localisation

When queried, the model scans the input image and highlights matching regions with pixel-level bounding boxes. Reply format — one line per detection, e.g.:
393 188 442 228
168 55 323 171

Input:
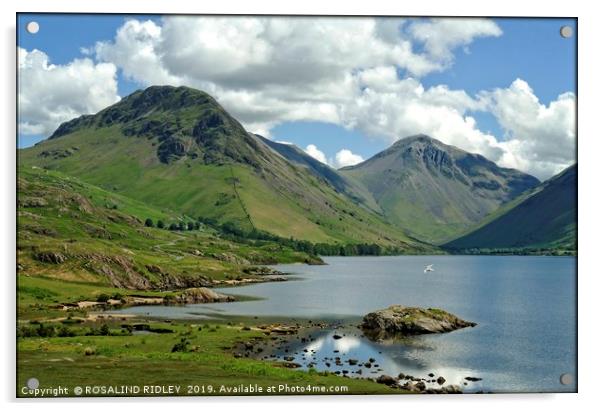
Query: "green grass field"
17 315 401 397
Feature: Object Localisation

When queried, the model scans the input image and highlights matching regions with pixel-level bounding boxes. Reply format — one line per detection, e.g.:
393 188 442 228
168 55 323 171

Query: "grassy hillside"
17 166 314 300
444 164 576 254
19 86 431 253
341 135 540 244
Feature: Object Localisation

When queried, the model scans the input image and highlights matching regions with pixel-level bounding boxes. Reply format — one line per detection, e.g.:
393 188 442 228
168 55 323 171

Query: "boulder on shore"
376 374 398 387
174 287 235 304
361 306 476 338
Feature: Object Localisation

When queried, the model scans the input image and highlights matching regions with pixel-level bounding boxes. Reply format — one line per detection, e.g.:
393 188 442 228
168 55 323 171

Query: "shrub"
17 326 37 338
85 324 111 336
145 218 154 228
36 323 56 338
58 326 76 337
111 292 124 301
99 324 110 336
96 294 110 303
157 220 165 229
61 317 83 325
171 338 190 353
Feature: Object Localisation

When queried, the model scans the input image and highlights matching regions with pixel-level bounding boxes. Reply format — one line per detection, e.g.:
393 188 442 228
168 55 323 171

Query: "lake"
115 255 577 393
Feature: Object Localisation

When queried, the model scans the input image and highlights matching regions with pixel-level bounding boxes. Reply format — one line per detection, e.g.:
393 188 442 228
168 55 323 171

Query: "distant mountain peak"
117 85 218 113
394 135 455 168
389 134 462 154
340 134 540 242
49 85 222 140
356 134 463 174
393 134 437 145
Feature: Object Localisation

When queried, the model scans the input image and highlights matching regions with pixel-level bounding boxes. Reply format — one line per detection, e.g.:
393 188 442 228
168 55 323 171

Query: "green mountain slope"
17 166 313 291
19 86 430 252
340 135 540 244
444 164 576 253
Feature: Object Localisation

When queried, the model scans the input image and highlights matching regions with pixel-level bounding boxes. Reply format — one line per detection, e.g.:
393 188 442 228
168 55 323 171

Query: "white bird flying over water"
424 264 434 273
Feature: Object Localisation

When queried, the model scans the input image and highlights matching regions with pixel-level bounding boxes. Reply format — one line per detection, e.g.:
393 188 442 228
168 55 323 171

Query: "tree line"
201 218 395 256
144 216 399 256
145 218 200 231
446 247 576 256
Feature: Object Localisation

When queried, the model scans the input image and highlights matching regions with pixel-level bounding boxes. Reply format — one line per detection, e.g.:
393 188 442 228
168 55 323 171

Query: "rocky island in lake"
361 306 476 338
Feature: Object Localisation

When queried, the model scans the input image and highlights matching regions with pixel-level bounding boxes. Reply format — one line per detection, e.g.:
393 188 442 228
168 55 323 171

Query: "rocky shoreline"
232 319 483 394
58 286 237 311
70 280 482 395
56 266 290 311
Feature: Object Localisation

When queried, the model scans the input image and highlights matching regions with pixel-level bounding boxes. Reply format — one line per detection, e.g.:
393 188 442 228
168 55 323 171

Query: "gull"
424 264 434 273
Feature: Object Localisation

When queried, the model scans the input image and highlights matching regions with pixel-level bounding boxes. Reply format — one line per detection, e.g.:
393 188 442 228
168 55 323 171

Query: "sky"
17 14 576 179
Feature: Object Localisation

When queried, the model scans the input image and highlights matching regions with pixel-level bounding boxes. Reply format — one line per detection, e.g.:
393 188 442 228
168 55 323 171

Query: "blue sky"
17 14 154 94
18 14 145 147
17 15 576 178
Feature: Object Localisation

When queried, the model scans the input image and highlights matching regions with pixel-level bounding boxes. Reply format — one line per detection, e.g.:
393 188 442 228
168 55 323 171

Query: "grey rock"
376 375 398 386
361 306 476 337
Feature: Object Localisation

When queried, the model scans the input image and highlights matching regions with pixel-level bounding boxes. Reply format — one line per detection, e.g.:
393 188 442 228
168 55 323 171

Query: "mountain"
340 135 540 243
444 164 576 253
19 86 430 252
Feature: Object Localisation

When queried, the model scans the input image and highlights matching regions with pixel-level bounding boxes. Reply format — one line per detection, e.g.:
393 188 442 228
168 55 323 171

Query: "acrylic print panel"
16 14 577 397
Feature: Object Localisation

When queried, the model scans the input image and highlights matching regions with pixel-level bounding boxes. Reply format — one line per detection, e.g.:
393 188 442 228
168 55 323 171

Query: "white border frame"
3 1 599 410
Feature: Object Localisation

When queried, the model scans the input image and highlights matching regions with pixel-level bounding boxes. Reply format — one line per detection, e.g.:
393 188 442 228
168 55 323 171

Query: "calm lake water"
116 255 577 393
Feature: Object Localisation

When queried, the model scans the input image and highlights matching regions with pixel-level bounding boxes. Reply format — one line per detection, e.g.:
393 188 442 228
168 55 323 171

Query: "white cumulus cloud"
95 19 180 86
304 144 328 164
301 145 364 169
18 47 120 136
334 149 364 168
480 79 576 179
90 17 503 136
408 18 502 66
